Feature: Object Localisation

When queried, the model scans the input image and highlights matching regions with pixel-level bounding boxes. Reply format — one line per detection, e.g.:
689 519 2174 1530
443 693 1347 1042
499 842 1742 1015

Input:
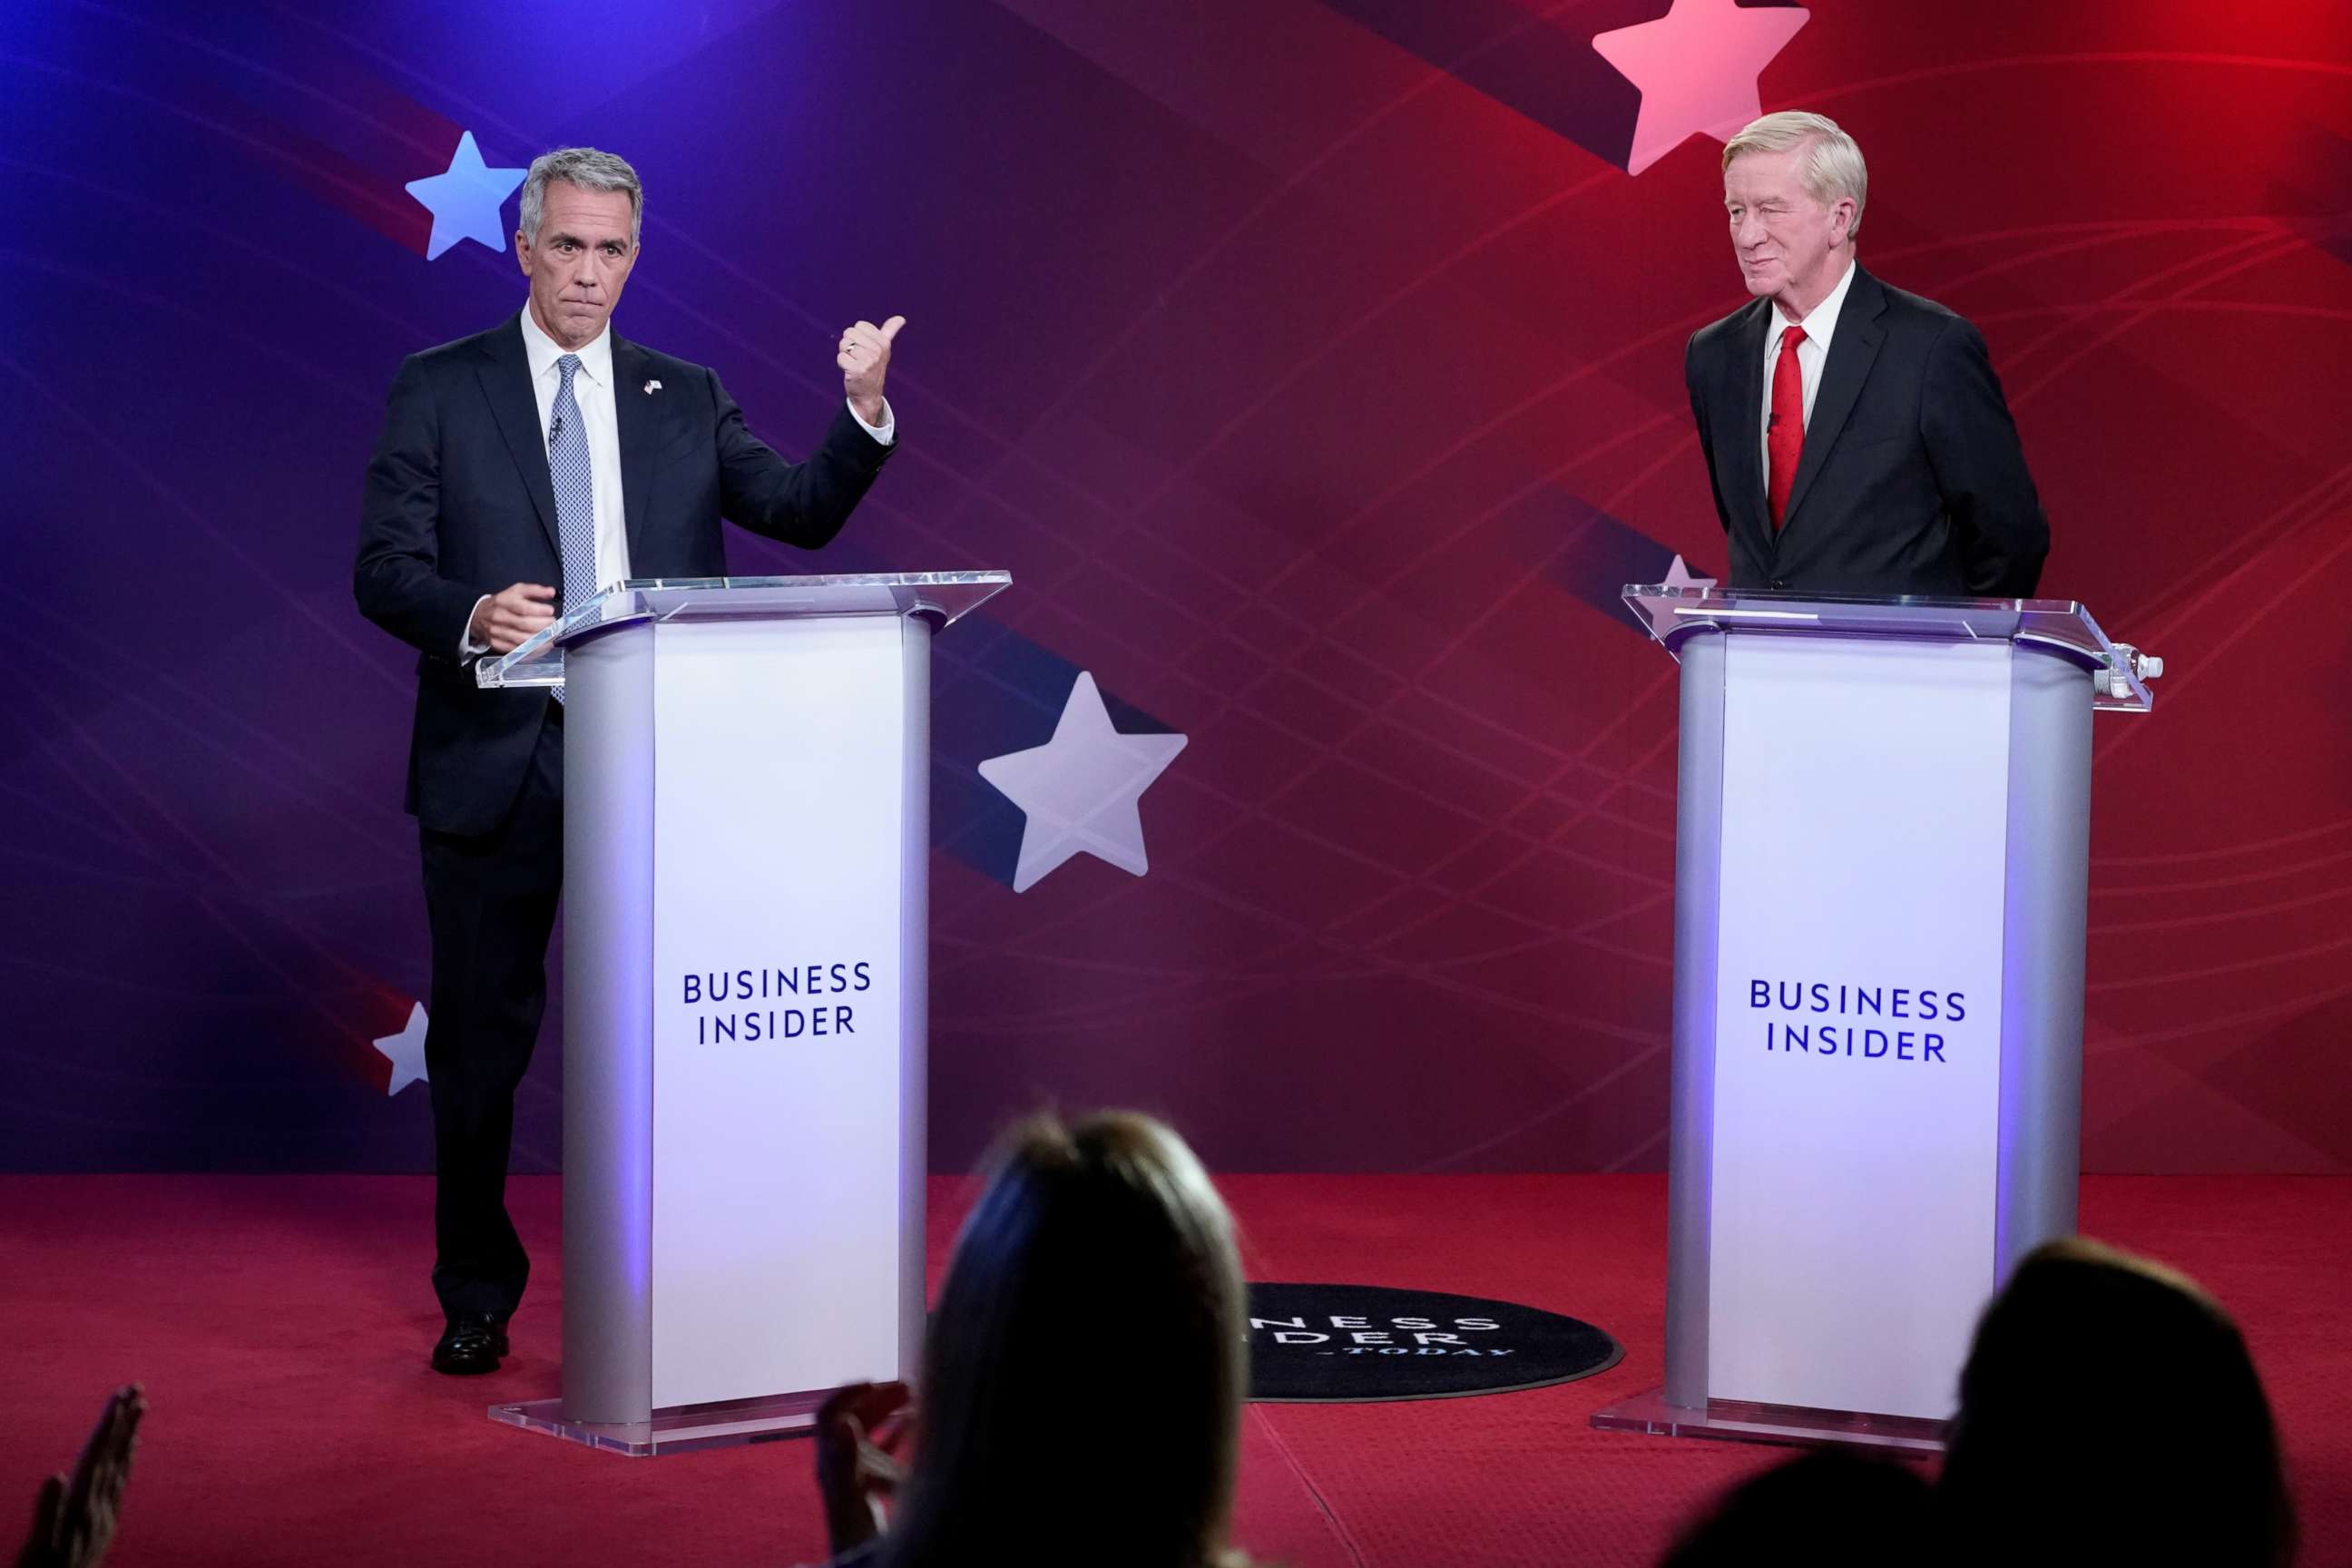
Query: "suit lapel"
1780 267 1887 535
1729 300 1774 548
612 334 659 574
476 316 560 555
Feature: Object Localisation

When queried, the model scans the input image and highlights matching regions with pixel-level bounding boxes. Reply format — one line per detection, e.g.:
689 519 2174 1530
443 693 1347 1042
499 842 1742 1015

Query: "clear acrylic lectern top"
476 571 1013 690
1622 584 2162 712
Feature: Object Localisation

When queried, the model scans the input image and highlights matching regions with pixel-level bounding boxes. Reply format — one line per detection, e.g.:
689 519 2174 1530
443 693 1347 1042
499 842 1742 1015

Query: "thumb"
879 316 906 343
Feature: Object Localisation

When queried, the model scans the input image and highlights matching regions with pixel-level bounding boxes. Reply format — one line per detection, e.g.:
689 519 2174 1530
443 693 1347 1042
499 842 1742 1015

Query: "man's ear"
514 231 531 275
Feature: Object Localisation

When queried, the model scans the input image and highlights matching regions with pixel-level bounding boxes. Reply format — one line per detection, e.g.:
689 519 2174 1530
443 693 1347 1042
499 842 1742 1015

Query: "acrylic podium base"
1590 1387 1945 1456
489 1388 828 1457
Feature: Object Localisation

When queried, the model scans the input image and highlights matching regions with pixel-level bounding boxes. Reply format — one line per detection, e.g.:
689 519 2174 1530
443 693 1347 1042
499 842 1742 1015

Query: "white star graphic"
404 131 524 260
977 672 1188 894
1662 553 1717 593
373 1002 430 1096
1637 553 1719 636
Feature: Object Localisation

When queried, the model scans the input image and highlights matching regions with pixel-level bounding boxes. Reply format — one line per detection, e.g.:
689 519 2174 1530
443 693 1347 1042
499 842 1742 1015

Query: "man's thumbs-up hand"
839 316 906 427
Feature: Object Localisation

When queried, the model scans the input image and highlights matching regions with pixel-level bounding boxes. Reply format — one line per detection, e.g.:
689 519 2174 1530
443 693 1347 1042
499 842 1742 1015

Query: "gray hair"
518 147 642 249
1722 112 1867 241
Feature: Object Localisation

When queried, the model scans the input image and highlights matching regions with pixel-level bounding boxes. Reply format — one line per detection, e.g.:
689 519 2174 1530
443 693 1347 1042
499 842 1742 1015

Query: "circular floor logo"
1247 1282 1622 1403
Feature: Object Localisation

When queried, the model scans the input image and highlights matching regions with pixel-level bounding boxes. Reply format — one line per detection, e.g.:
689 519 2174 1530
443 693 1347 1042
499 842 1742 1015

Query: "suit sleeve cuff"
848 397 895 446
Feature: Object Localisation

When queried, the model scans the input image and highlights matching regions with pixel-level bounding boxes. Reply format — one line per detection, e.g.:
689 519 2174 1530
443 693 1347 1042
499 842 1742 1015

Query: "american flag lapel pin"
643 378 662 395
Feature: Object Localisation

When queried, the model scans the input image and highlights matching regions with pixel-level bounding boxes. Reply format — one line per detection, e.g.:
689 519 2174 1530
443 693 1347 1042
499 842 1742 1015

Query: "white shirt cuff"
459 594 491 660
849 397 896 446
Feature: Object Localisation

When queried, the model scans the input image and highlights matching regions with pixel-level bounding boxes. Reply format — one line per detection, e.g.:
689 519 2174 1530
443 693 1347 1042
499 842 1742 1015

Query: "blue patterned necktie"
549 353 594 702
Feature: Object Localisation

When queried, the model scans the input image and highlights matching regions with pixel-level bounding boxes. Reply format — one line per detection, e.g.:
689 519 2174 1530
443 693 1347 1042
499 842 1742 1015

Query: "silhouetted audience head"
878 1111 1248 1568
1942 1237 2294 1566
1658 1448 1932 1565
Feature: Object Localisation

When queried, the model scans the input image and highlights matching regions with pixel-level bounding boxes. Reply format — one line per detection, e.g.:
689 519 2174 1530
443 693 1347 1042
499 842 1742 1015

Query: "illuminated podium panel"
1594 588 2160 1451
475 573 1008 1455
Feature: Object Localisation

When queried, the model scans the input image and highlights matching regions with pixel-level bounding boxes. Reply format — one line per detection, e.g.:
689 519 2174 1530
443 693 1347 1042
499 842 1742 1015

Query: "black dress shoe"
432 1313 504 1376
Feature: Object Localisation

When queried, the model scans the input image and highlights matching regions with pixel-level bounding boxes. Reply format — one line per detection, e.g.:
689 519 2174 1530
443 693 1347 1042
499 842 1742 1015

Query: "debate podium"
475 572 1009 1455
1592 586 2161 1451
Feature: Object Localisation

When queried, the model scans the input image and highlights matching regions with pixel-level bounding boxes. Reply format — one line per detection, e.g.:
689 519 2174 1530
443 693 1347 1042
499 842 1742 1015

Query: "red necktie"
1767 323 1807 531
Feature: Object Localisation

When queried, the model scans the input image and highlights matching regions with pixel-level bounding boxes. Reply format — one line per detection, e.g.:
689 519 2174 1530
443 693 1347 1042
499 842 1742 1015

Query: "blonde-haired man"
1686 112 2047 596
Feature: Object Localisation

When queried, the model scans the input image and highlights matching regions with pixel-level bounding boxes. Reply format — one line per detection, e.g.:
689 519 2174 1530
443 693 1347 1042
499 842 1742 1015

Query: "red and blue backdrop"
4 0 2348 1174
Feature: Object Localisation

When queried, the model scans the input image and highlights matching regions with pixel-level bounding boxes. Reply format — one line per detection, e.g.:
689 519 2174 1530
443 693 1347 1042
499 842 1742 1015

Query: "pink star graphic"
1591 0 1810 176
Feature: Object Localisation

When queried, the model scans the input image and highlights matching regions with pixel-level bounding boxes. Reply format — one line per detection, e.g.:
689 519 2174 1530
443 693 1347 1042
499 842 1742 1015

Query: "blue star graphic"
405 131 524 260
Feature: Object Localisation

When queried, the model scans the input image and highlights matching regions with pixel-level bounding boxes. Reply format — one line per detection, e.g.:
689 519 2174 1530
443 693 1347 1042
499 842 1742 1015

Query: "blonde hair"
882 1111 1249 1568
1722 112 1867 241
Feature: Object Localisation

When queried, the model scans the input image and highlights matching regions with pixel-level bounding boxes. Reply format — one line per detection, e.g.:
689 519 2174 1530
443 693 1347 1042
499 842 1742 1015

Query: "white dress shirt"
519 305 631 601
1757 257 1858 486
461 310 896 656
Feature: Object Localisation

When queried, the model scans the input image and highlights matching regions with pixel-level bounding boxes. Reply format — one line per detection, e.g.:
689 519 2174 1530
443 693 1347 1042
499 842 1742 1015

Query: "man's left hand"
839 317 905 427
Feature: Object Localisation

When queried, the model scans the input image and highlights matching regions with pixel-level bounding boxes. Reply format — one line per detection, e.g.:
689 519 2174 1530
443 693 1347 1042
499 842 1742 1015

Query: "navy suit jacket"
356 313 894 835
1684 264 2048 598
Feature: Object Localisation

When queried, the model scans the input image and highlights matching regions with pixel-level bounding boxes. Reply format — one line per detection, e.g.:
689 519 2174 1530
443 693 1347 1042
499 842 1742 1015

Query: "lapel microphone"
547 412 564 449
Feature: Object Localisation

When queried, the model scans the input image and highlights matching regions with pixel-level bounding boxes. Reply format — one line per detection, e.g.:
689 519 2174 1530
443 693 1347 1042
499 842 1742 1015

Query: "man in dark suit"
1686 113 2047 598
356 147 903 1375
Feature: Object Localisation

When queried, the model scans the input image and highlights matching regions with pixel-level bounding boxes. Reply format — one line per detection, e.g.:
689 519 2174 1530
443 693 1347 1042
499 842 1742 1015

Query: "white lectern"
1592 586 2161 1453
475 572 1009 1455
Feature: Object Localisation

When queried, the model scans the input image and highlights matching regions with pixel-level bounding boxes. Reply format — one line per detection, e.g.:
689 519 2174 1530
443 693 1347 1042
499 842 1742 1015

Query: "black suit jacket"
356 313 895 835
1685 264 2047 598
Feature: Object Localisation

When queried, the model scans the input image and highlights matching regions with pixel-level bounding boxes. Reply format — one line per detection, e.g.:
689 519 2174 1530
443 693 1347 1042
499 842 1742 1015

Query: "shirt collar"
518 305 613 387
1771 257 1858 348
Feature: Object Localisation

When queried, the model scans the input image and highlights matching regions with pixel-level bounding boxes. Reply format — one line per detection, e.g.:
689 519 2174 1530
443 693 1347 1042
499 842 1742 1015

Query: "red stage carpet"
5 1175 2347 1567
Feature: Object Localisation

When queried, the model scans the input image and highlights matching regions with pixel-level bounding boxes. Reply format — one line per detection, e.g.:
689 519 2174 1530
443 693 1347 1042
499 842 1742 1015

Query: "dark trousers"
419 701 564 1321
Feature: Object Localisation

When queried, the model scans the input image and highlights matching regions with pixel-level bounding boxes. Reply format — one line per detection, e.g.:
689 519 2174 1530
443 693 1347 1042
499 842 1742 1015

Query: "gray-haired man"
356 147 904 1375
1686 112 2048 597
